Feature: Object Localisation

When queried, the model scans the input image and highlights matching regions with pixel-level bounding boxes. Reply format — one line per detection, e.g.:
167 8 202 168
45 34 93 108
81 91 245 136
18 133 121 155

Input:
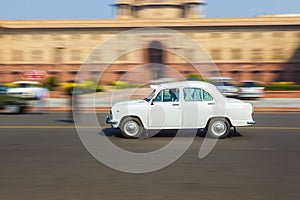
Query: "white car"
106 81 255 139
239 81 265 99
209 77 239 98
7 81 47 100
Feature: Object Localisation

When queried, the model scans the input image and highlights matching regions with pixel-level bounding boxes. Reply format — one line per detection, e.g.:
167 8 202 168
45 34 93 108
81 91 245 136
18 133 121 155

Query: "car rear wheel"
4 105 23 114
120 117 144 138
207 118 230 139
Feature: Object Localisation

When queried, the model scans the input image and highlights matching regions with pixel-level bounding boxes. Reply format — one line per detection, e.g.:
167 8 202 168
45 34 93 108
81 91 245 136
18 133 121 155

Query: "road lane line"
0 126 111 129
0 126 299 130
239 127 300 130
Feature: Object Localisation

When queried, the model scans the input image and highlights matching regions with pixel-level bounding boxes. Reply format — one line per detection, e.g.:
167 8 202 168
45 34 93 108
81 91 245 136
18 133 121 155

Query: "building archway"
148 40 164 79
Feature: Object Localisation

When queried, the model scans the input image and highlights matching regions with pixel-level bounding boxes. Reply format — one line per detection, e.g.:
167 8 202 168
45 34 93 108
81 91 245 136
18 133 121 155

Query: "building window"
184 70 192 75
231 70 240 80
53 48 64 64
211 33 221 39
12 50 24 62
252 48 263 61
210 70 220 77
32 50 43 61
69 71 78 75
253 32 262 38
71 34 81 40
273 32 284 38
90 50 101 62
185 49 195 61
52 34 62 40
231 49 242 60
32 35 43 40
211 49 221 60
14 35 24 41
71 50 81 61
232 32 241 39
90 34 101 40
273 70 283 75
273 48 284 60
117 50 127 61
49 71 60 76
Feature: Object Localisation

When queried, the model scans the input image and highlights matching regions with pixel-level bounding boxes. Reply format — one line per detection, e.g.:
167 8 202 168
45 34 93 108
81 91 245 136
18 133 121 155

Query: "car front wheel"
207 118 230 139
120 117 144 138
4 105 23 114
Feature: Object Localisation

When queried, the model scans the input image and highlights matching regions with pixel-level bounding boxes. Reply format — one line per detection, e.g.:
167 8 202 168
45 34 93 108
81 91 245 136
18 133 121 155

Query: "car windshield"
144 89 156 102
18 83 38 88
0 85 7 93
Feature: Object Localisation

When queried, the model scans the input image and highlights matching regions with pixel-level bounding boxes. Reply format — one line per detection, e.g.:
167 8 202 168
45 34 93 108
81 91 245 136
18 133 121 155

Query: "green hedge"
264 84 300 91
110 81 140 89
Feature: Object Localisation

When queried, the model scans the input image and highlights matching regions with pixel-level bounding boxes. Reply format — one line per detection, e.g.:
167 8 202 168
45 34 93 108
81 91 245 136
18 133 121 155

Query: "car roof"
208 77 235 81
151 81 215 90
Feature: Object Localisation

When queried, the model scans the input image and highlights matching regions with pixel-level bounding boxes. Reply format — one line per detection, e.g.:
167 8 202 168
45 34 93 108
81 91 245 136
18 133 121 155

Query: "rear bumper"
247 121 256 125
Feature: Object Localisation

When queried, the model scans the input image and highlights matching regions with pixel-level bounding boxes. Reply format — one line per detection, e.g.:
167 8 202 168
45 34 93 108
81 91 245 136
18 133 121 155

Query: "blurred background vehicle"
6 81 44 100
238 80 265 100
208 77 239 98
0 84 28 114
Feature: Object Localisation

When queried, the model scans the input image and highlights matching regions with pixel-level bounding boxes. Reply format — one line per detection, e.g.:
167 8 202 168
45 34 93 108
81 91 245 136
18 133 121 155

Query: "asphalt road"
0 113 300 200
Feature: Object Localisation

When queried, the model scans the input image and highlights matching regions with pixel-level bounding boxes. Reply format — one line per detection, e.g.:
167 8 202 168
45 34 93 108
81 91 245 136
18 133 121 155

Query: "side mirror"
151 99 155 105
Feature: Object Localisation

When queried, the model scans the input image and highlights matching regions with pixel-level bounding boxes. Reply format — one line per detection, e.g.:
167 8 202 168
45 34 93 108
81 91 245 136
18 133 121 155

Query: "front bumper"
106 116 118 125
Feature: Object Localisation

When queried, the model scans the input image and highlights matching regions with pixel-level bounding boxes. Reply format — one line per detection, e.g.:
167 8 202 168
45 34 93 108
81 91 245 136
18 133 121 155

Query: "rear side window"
183 88 213 101
203 90 213 101
183 88 202 101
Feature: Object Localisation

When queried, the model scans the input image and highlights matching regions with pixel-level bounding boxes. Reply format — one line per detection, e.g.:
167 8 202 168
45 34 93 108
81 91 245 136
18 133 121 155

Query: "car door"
181 87 214 128
148 88 181 128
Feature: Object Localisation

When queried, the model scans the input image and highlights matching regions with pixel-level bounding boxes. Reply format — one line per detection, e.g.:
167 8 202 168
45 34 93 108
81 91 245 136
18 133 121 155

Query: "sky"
0 0 300 20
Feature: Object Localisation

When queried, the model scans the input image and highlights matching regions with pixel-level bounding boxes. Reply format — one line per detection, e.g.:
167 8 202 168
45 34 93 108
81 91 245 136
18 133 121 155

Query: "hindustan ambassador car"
106 81 255 139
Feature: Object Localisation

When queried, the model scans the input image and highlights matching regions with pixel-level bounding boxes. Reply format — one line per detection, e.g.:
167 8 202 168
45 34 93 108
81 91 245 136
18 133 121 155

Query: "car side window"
203 90 213 101
183 88 213 101
183 88 202 101
154 88 179 102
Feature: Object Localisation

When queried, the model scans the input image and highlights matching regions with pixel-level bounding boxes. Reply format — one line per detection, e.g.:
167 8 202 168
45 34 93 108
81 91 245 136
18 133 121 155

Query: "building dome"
114 0 205 19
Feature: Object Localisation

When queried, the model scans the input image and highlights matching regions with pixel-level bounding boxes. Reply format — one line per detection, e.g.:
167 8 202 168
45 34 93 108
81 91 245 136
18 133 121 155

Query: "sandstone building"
0 0 300 84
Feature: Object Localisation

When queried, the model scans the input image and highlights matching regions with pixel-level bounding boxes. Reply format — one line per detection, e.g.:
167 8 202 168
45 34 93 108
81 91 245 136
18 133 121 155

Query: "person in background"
34 87 49 113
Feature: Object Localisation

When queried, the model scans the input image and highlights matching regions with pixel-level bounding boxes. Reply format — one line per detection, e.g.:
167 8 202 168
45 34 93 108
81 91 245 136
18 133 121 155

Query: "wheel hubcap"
212 121 226 136
125 121 139 136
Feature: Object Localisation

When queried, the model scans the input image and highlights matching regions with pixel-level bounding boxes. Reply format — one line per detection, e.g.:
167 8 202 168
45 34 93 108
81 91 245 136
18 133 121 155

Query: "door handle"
208 103 214 105
172 104 180 106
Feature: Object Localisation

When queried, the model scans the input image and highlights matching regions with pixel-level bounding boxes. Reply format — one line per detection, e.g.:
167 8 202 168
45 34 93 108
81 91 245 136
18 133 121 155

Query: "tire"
120 117 144 138
4 105 22 114
207 118 230 139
